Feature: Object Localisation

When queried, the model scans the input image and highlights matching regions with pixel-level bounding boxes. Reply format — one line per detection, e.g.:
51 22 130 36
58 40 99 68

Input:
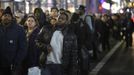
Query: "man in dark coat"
0 6 27 75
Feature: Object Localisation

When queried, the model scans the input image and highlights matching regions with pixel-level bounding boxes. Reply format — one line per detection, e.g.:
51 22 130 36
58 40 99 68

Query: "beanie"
3 6 13 17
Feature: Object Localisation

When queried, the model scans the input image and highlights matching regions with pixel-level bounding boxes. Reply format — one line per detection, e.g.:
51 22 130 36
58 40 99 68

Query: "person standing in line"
36 12 78 75
50 7 59 20
0 6 27 75
25 15 41 69
21 15 41 75
49 18 57 28
34 8 46 29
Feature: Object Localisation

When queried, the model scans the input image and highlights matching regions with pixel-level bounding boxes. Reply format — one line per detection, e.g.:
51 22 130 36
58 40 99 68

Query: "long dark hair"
34 8 46 28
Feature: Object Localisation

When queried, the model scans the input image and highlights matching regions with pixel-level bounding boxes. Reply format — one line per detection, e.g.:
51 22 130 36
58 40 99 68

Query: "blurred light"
119 9 124 13
48 0 52 3
41 0 46 3
26 1 29 14
68 0 71 3
128 2 132 7
14 0 24 2
127 9 130 12
99 5 103 10
30 0 38 4
100 0 105 3
68 7 75 13
102 2 110 10
112 0 120 2
111 4 120 13
132 14 134 22
0 0 11 2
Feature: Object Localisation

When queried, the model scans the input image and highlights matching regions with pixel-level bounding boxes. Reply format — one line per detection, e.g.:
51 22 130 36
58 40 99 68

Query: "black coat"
61 27 78 75
0 22 27 68
36 25 55 67
36 25 78 75
26 27 40 68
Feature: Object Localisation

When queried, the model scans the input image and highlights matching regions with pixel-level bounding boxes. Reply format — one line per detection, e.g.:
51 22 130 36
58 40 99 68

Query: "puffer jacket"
62 27 78 75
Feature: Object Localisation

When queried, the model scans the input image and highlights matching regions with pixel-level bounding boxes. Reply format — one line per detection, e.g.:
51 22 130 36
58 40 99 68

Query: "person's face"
101 16 105 22
15 16 21 23
51 9 58 17
57 14 67 25
50 19 57 26
34 10 40 19
95 13 101 19
1 14 12 24
45 10 49 16
78 9 85 15
26 17 36 29
60 10 64 14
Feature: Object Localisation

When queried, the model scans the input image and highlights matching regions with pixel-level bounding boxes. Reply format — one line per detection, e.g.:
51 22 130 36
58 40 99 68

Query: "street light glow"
25 1 29 14
102 2 110 10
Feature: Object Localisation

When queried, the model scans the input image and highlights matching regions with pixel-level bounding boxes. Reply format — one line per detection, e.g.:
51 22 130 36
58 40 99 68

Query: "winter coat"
0 22 27 68
36 25 55 53
26 27 40 68
36 25 55 67
61 27 78 75
36 25 78 75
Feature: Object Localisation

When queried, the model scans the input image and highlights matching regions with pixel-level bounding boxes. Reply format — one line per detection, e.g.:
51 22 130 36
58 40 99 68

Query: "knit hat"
2 6 13 17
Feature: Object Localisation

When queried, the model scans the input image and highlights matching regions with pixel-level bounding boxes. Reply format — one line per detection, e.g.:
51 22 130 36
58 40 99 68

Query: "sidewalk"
89 38 123 74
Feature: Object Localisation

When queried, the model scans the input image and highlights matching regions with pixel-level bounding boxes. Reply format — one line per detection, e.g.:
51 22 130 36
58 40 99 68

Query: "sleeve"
35 27 48 52
61 29 78 75
69 34 78 75
14 26 27 67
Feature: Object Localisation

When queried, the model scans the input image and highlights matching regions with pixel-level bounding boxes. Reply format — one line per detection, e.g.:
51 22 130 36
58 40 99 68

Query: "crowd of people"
0 5 134 75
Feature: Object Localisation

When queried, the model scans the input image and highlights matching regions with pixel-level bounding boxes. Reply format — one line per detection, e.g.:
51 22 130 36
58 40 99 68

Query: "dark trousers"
41 64 63 75
101 36 110 51
0 66 23 75
125 32 132 47
0 67 12 75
